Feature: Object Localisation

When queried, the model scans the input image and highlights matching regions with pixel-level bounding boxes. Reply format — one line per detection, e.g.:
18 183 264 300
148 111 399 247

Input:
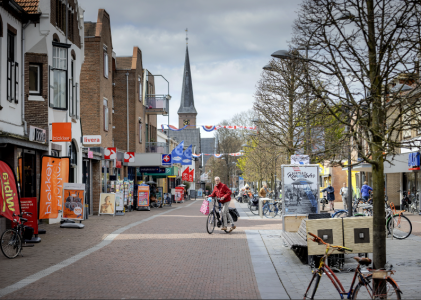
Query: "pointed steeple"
178 46 197 114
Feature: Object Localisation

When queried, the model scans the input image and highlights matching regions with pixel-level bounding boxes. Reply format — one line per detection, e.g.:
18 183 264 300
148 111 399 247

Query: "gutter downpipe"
126 72 129 151
21 21 31 135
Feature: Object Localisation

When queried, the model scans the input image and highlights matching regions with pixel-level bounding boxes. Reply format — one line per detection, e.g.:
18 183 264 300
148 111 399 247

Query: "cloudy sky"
80 0 302 137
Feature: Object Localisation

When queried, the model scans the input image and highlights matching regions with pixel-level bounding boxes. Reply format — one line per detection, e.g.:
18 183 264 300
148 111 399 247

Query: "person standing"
321 183 335 211
361 181 373 202
340 183 349 210
258 183 270 198
209 177 235 231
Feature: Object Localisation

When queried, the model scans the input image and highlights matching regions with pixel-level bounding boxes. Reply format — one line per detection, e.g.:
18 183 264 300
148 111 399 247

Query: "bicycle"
386 202 412 239
303 232 402 299
206 198 235 234
408 190 419 214
1 212 35 259
262 200 282 218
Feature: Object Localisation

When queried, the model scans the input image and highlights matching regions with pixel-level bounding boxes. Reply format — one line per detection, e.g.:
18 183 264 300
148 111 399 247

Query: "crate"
306 218 343 255
343 217 373 253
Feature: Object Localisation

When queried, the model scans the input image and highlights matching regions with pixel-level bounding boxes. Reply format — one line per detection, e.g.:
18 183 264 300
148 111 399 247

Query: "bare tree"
292 0 421 278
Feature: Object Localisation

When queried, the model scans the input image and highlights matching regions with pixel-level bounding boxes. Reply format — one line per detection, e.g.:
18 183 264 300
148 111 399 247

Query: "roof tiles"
14 0 39 14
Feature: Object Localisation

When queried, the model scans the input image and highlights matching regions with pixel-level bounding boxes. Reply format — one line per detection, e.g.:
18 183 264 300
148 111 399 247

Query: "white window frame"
138 76 142 101
103 45 108 79
50 45 68 110
29 64 41 95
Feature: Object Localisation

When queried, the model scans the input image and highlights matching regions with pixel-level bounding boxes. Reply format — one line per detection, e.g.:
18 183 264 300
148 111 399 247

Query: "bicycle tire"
206 212 216 234
387 214 412 239
0 229 21 259
303 271 321 299
263 204 276 218
249 204 259 215
352 275 401 300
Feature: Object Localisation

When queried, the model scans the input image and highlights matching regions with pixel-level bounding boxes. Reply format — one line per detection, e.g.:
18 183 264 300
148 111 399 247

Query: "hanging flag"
182 167 189 181
192 153 202 158
214 154 223 158
202 125 216 132
171 141 184 163
0 160 21 221
165 125 188 131
39 156 70 219
188 168 194 182
124 152 135 163
181 145 193 165
161 124 165 132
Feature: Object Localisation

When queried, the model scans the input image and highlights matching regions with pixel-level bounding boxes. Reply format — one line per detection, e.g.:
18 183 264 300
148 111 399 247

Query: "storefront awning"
341 163 372 172
127 153 167 167
144 166 179 178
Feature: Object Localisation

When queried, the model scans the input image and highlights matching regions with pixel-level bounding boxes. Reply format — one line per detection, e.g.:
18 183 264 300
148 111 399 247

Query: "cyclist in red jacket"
209 177 235 231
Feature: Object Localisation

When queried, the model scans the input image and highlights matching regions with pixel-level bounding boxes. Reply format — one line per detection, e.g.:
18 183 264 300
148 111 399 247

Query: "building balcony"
145 95 169 115
145 142 168 154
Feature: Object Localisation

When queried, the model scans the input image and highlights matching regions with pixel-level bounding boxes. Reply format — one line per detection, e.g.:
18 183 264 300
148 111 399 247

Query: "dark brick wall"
92 160 101 215
24 53 49 140
50 0 81 48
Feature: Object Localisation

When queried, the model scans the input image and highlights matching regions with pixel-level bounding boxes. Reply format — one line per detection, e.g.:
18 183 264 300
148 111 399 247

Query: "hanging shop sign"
29 126 47 143
82 135 102 145
51 122 72 142
408 152 420 171
99 193 116 216
162 154 172 166
281 164 319 215
189 168 194 182
182 168 189 181
116 161 122 168
104 148 116 160
124 152 135 163
62 183 85 221
39 156 70 219
0 160 21 221
137 185 150 208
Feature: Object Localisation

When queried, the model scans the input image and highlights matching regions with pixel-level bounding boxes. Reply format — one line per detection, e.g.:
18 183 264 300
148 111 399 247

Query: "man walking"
209 177 235 232
340 183 348 210
321 183 335 211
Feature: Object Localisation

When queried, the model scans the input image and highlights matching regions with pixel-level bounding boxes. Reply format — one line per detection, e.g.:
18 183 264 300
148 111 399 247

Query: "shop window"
138 76 142 101
7 30 18 103
103 98 109 131
103 45 108 78
29 64 41 95
50 45 68 109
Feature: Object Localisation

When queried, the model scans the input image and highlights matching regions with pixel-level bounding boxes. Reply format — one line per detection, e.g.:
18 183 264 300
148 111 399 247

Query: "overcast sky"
80 0 302 138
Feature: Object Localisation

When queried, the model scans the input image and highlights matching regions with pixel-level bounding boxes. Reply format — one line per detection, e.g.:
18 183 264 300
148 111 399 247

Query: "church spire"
178 34 197 115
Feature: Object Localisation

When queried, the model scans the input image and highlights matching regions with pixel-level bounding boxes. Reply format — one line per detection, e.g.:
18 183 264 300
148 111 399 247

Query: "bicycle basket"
23 225 34 240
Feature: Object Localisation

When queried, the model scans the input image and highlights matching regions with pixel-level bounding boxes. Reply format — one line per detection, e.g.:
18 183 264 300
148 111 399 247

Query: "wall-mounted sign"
83 135 101 145
29 126 46 143
139 167 166 173
162 154 172 166
124 152 135 163
104 147 116 160
51 122 72 142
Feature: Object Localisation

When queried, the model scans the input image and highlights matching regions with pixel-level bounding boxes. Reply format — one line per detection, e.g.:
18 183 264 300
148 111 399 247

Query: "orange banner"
63 188 84 220
39 156 69 219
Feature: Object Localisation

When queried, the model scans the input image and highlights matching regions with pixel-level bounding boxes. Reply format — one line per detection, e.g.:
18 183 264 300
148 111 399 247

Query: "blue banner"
171 141 184 163
181 145 193 165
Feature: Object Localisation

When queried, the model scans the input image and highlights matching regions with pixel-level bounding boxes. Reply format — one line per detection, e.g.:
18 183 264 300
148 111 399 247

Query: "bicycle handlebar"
307 232 353 252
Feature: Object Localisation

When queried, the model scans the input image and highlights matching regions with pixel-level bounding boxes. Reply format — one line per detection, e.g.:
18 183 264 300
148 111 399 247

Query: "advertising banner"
171 140 184 163
99 193 115 216
282 165 319 215
115 192 124 211
62 183 85 220
291 155 310 165
189 168 194 182
51 122 72 142
19 198 38 234
182 168 189 181
175 187 184 202
181 145 192 165
0 160 21 221
137 185 150 207
39 156 70 219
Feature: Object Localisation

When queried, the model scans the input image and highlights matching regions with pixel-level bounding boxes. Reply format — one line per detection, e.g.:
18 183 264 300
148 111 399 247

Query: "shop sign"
29 126 46 143
104 147 116 160
408 152 420 170
124 152 135 163
51 122 72 142
83 135 101 145
139 167 166 173
138 185 150 207
19 198 38 234
162 154 172 166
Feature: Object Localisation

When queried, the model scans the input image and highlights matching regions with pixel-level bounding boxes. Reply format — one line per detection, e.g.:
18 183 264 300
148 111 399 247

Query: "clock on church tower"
183 119 190 126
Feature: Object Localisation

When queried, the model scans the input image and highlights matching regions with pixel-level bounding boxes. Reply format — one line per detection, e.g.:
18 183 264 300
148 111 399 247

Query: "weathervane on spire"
185 28 188 45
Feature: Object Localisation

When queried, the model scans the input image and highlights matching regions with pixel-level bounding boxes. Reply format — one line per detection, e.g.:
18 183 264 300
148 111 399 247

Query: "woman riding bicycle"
209 176 236 232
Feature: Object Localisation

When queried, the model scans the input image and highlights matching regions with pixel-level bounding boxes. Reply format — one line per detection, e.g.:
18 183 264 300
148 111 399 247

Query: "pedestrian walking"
321 183 335 211
258 183 270 198
340 183 348 210
209 176 235 232
361 181 373 202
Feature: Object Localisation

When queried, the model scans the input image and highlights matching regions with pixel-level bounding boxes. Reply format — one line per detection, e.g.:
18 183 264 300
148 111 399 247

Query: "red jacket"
209 183 232 203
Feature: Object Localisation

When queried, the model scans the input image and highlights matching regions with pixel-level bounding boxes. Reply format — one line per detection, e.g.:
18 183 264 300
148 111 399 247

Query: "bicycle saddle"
20 217 28 223
353 256 371 266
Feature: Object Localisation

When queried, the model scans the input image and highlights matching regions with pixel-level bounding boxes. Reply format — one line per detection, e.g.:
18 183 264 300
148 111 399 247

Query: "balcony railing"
145 95 169 115
145 142 168 154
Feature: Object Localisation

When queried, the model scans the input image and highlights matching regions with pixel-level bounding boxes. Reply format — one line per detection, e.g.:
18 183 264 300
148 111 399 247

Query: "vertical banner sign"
115 192 124 211
189 168 194 182
51 122 72 142
182 168 189 181
181 145 193 166
19 198 38 234
282 165 319 215
137 185 150 207
175 187 184 202
62 183 85 220
0 160 21 221
39 156 70 219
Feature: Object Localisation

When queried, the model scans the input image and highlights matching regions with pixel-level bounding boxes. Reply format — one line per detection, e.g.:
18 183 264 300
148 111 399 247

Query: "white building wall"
0 7 24 136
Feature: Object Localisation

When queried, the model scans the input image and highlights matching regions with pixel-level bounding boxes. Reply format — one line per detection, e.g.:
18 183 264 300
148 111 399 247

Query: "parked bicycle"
303 232 402 299
262 200 282 218
398 190 411 212
248 195 259 215
0 212 35 259
206 197 239 234
408 190 419 214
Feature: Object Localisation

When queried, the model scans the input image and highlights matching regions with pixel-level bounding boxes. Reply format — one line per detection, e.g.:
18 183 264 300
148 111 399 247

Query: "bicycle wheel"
206 212 216 234
352 276 401 299
263 204 275 218
0 229 21 259
250 203 259 215
387 214 412 239
303 271 321 299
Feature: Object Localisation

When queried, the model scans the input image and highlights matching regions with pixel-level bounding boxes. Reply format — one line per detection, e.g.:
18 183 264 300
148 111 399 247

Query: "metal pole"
274 156 277 200
347 93 353 217
126 72 129 151
305 47 310 155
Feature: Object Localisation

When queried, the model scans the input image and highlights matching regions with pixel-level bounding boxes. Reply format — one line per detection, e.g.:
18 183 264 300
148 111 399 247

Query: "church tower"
178 42 197 129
